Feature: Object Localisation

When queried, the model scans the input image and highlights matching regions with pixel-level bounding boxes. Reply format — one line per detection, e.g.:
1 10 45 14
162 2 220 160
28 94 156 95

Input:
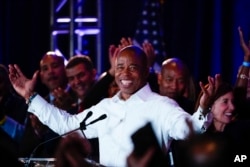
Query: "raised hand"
120 37 133 48
8 64 39 101
199 74 222 110
52 87 76 110
236 27 250 87
108 44 120 76
142 41 156 68
238 26 250 62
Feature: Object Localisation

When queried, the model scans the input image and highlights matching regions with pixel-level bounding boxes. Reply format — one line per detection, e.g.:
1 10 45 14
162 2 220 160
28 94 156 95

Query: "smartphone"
131 122 170 167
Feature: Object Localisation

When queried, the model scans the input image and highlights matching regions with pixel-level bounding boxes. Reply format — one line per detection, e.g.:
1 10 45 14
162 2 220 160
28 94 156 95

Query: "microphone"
80 111 93 130
80 113 107 131
25 111 106 167
86 114 107 126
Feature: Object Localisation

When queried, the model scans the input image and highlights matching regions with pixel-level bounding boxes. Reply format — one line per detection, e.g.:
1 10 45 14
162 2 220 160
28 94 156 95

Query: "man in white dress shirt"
9 45 212 167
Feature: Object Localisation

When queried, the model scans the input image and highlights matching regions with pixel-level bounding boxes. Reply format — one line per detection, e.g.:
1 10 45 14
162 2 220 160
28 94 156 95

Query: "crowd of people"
0 26 250 167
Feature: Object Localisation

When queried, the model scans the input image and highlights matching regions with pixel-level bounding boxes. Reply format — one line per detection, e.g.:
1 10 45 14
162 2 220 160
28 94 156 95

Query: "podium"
18 158 56 167
18 157 105 167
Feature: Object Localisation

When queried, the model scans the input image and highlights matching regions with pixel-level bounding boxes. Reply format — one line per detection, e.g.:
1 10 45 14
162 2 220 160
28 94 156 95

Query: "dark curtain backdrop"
0 0 51 77
1 0 250 86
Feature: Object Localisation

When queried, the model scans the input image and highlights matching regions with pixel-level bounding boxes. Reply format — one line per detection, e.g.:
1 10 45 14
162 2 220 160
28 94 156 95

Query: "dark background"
1 0 250 88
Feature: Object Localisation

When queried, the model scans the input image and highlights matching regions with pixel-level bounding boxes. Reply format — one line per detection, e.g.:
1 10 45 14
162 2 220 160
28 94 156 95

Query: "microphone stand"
24 126 83 167
24 112 107 167
25 111 94 167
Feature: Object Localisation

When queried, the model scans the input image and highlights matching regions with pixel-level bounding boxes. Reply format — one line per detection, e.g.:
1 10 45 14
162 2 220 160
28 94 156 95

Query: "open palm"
8 64 38 100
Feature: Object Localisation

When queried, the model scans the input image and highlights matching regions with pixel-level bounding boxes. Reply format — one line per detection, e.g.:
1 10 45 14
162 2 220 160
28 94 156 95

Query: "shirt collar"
112 83 152 102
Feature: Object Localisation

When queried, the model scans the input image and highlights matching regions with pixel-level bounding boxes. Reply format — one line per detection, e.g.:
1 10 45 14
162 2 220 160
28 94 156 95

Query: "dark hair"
66 55 94 71
213 82 233 102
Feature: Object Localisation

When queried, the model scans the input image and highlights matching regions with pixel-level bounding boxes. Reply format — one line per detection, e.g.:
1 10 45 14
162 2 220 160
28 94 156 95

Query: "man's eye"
116 66 123 70
41 67 48 72
165 78 173 82
129 66 138 71
52 64 60 68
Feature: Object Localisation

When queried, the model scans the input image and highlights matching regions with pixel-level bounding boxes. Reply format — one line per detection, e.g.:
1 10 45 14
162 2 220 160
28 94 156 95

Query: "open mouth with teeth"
120 79 133 87
224 112 234 118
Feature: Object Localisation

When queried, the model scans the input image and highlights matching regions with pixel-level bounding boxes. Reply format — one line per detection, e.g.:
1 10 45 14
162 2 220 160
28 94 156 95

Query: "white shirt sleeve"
191 106 213 133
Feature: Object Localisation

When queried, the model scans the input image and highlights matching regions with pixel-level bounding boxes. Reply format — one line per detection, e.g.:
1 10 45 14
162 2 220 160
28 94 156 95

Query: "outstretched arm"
235 26 250 89
234 27 250 119
191 74 222 133
8 64 39 101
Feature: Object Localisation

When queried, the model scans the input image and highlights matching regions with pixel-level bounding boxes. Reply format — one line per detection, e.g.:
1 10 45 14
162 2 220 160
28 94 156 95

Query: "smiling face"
66 63 96 99
211 91 235 131
114 46 149 100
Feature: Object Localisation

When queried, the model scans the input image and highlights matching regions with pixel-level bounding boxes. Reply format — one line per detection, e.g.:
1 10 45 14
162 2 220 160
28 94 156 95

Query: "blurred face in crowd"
115 46 148 100
66 63 96 100
158 58 188 100
39 53 67 91
211 91 235 131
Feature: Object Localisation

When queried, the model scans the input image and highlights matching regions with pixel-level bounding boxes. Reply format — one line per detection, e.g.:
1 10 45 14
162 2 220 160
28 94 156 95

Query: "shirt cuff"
192 106 213 133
